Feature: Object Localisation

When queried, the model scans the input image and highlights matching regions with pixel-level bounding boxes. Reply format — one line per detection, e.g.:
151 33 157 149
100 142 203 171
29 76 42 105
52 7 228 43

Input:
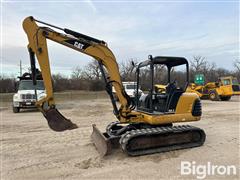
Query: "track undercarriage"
91 122 206 156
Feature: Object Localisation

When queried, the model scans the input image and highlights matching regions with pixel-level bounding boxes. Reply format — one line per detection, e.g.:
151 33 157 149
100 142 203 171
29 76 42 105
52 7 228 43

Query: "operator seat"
140 82 183 113
165 82 183 111
143 83 176 112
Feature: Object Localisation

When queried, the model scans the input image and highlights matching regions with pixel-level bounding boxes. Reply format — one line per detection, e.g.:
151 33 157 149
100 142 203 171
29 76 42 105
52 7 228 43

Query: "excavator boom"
23 16 134 131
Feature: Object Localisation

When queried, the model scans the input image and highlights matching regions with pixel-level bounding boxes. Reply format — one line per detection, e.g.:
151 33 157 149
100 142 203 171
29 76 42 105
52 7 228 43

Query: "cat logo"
74 41 84 49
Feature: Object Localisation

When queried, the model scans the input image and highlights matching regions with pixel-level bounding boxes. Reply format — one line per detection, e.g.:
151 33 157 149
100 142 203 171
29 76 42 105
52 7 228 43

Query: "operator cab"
136 55 189 114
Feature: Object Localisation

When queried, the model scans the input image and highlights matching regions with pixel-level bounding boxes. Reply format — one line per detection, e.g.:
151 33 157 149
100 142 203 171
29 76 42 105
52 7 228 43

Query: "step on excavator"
23 16 206 156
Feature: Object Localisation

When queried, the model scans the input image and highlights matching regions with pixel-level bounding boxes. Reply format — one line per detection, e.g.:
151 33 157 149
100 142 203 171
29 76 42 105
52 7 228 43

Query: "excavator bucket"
91 124 120 156
45 108 78 131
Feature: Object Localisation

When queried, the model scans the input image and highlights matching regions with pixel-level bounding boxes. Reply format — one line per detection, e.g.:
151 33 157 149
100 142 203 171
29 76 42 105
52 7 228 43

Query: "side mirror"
131 61 135 67
130 61 136 74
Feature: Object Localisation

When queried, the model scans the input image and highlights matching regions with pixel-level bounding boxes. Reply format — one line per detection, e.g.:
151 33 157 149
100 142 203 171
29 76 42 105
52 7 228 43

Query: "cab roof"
138 56 188 68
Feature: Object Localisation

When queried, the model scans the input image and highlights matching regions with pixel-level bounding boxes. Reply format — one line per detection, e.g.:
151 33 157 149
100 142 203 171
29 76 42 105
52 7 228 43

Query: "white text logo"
181 161 237 179
74 41 84 49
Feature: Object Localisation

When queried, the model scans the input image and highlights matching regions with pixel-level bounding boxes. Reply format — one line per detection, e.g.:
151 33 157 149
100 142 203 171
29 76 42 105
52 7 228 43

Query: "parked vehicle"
186 82 232 101
112 81 143 101
12 72 46 113
219 76 240 95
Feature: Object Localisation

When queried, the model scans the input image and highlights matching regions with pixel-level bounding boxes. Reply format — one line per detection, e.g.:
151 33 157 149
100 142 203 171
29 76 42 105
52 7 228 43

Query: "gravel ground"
1 94 239 180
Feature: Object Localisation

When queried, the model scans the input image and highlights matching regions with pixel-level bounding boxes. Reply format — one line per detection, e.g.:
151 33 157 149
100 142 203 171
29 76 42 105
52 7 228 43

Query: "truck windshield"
18 80 45 90
126 85 136 89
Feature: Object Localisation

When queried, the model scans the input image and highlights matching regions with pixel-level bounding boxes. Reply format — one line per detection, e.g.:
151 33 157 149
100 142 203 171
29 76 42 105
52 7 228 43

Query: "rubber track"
119 125 206 156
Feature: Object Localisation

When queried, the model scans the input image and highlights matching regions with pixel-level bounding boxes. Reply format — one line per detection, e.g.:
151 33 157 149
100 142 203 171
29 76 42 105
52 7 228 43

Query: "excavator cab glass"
136 56 189 113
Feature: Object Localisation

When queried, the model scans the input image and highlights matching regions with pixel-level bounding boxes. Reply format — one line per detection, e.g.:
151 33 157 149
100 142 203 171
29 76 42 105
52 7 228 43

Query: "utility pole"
19 60 22 76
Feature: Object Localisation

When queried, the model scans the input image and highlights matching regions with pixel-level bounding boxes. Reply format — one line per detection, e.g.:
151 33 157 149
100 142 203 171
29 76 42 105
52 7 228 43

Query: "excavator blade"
91 124 120 156
45 108 78 131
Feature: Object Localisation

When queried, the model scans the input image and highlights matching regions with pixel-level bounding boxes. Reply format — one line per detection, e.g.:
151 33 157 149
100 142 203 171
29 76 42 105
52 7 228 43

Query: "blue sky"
1 0 239 76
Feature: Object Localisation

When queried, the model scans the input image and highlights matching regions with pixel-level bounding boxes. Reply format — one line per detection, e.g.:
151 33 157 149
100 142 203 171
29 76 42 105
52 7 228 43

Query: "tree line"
1 56 239 93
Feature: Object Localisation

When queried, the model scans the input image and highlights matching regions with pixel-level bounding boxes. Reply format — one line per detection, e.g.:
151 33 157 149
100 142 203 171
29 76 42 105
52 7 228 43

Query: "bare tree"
2 56 239 93
52 74 70 91
203 62 216 82
0 75 16 93
120 58 139 81
190 56 207 73
233 60 240 72
190 55 217 82
71 66 83 79
82 60 101 80
154 65 168 84
233 60 240 79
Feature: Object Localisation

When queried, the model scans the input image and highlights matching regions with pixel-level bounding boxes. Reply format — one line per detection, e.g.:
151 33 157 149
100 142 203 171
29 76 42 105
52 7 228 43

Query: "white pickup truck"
12 79 46 113
112 81 143 101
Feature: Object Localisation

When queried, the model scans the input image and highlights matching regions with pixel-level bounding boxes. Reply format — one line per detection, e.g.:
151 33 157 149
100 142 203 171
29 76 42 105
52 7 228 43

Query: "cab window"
223 79 230 85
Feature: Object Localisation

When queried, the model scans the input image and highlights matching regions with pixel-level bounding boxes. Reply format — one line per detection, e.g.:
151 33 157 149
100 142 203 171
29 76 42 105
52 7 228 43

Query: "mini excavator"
23 16 206 156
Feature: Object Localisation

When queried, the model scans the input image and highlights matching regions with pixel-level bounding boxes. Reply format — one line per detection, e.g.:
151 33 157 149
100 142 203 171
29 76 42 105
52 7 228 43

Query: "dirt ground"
1 92 240 180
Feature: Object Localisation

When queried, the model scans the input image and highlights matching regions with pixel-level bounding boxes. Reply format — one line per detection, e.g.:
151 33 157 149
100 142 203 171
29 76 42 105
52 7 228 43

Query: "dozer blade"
44 108 78 132
91 124 120 156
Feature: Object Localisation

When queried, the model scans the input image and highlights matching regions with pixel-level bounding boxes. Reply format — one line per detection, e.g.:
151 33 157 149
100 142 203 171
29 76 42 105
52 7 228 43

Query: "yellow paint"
186 81 233 100
23 16 201 126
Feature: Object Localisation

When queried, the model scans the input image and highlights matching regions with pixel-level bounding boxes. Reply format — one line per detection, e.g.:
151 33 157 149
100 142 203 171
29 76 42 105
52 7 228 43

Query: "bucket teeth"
45 108 78 132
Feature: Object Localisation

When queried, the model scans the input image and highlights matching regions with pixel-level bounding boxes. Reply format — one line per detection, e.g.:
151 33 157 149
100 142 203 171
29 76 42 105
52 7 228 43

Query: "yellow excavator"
23 16 205 156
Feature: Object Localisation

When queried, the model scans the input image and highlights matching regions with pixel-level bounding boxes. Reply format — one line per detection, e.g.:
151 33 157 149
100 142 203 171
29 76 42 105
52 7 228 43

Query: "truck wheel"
13 107 20 113
220 96 231 101
209 90 220 101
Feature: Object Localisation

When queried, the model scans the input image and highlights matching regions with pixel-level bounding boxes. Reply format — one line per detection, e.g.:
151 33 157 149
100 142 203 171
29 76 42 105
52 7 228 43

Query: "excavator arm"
23 16 133 131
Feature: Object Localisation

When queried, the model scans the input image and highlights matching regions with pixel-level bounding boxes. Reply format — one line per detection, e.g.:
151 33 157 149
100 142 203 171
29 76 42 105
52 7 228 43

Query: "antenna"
19 60 22 76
